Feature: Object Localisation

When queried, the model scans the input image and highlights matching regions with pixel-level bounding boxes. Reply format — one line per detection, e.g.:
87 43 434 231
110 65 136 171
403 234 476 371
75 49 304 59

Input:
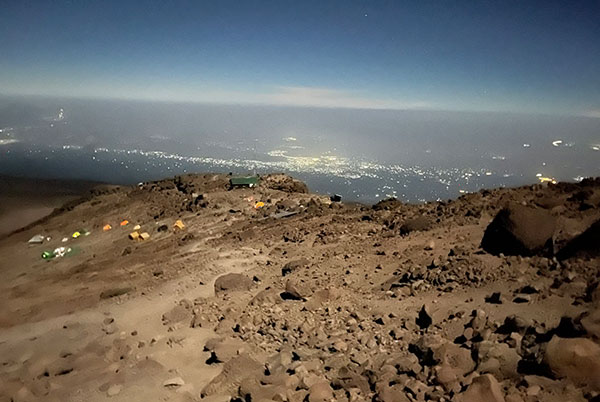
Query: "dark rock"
552 316 586 338
400 217 432 235
496 316 529 334
214 273 253 294
330 194 342 202
513 296 530 304
416 305 433 330
485 292 502 304
556 219 600 260
481 204 556 256
516 285 539 294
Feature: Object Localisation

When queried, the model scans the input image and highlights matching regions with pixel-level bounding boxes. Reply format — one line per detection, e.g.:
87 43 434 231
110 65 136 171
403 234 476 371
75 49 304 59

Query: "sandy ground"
0 173 599 402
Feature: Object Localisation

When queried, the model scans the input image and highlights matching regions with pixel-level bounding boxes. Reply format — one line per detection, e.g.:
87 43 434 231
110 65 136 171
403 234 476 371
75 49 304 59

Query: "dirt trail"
0 245 264 401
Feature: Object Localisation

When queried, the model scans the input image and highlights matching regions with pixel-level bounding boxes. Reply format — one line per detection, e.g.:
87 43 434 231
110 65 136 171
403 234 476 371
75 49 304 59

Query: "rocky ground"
0 173 599 402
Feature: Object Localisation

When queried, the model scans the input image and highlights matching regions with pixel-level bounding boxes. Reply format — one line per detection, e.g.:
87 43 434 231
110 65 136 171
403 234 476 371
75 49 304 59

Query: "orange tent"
103 224 112 231
120 220 129 226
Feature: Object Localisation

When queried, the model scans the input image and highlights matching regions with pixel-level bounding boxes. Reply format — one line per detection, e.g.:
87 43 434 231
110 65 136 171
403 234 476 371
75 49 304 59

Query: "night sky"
1 0 599 116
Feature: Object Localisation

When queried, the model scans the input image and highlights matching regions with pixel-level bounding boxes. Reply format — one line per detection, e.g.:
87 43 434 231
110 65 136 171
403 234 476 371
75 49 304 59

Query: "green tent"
230 175 259 188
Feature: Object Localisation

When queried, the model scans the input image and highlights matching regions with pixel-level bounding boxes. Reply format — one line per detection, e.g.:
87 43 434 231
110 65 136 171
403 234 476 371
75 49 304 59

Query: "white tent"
28 234 45 244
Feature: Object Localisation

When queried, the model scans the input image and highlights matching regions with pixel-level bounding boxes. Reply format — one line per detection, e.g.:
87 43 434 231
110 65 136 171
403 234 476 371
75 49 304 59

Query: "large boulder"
433 343 475 390
214 273 253 294
481 204 556 256
556 219 600 260
544 336 600 389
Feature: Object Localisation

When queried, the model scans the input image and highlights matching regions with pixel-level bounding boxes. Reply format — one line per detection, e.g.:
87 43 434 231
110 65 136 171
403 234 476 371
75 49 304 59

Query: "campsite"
1 173 599 401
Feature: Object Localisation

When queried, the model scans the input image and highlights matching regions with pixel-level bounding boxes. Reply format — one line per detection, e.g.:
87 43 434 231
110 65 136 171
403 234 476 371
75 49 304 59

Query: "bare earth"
0 173 599 402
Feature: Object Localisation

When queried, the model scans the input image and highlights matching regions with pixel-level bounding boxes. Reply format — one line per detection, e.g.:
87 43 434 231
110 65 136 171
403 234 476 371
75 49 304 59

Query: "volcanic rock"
162 304 190 325
281 258 310 276
416 305 433 330
481 204 556 256
478 341 520 379
281 279 312 300
582 308 600 339
455 374 505 402
214 273 253 294
556 219 600 260
400 216 432 235
544 336 600 389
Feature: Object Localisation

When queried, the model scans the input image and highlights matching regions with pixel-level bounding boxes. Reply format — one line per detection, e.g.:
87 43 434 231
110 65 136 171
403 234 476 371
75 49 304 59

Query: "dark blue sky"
1 0 599 115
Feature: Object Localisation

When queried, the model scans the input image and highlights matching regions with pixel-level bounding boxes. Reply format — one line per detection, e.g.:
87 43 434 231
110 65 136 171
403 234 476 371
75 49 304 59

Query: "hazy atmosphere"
2 2 600 402
1 1 599 202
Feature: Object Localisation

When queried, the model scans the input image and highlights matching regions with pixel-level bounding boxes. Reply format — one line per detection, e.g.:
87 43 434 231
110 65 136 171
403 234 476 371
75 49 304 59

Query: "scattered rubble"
1 174 599 402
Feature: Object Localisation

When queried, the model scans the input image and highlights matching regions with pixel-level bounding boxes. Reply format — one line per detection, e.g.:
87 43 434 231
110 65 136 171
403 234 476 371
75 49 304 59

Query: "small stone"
526 385 541 396
512 295 530 304
163 377 185 388
100 287 132 299
107 384 122 397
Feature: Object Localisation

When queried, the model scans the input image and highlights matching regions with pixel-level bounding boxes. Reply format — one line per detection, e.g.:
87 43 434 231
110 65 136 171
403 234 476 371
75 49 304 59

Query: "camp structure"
330 194 342 202
229 175 259 189
129 231 140 240
173 220 185 230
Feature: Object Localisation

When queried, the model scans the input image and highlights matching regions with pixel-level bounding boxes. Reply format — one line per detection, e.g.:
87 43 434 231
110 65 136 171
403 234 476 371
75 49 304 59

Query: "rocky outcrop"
481 204 556 256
